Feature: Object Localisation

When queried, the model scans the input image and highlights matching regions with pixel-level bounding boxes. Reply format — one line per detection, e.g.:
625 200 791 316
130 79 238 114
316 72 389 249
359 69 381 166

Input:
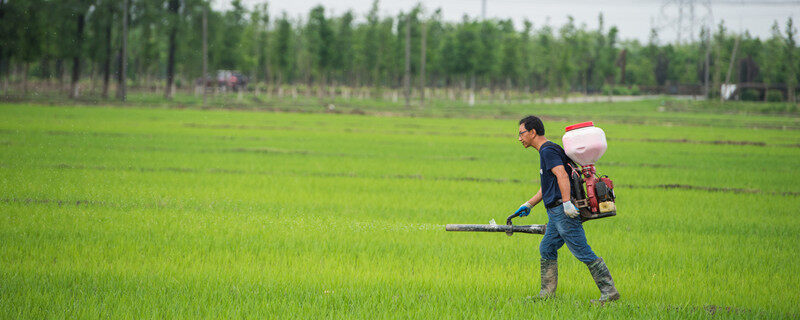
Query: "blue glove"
514 202 532 217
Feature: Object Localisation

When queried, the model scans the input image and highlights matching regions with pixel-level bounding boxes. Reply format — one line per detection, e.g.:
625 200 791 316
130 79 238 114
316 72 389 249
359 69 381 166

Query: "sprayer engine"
567 163 616 220
562 122 617 221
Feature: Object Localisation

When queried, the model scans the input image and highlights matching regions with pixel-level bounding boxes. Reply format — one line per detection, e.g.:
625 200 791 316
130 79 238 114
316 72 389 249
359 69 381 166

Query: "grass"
1 100 799 318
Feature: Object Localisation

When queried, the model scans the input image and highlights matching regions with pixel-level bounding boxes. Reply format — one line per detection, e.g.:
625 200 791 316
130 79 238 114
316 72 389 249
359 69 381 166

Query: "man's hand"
514 202 532 217
563 201 580 218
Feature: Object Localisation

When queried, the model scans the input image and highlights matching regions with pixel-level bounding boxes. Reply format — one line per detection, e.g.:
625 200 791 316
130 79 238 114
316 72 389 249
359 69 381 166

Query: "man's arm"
526 188 543 207
552 164 580 218
514 188 542 217
551 165 571 203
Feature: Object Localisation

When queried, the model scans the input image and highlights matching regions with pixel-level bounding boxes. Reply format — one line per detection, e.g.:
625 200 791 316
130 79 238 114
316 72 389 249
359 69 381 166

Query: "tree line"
1 0 798 102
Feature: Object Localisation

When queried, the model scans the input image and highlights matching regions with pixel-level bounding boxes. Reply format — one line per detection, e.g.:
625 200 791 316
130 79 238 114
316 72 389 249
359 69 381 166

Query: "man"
515 115 620 303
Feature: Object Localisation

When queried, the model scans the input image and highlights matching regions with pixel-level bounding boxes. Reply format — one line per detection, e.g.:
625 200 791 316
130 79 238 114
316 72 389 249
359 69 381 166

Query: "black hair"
519 115 545 136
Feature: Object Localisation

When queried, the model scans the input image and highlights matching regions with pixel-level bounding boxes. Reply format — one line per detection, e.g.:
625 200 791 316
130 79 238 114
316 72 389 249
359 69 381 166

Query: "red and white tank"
562 121 607 166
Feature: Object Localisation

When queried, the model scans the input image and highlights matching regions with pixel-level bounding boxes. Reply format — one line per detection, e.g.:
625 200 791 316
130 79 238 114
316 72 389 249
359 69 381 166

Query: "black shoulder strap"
548 141 578 173
541 141 557 151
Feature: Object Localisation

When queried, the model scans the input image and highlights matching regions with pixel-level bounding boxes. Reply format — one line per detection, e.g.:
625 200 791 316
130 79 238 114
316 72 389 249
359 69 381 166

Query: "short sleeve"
541 147 563 171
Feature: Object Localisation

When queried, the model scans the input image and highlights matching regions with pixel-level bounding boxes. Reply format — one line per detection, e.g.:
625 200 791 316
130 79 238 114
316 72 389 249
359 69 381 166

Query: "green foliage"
332 11 354 79
1 1 799 99
271 13 294 83
445 18 480 77
740 88 760 101
602 85 640 96
766 89 784 102
306 6 334 75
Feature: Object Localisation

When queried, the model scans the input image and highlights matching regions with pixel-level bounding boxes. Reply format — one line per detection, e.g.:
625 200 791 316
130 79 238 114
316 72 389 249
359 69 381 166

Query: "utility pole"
419 21 427 107
202 5 208 107
721 36 740 103
689 0 696 43
677 0 683 44
117 0 128 101
403 14 411 107
658 0 711 44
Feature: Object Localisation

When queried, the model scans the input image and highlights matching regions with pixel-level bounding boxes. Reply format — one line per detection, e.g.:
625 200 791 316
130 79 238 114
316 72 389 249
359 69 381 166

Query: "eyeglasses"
518 129 531 137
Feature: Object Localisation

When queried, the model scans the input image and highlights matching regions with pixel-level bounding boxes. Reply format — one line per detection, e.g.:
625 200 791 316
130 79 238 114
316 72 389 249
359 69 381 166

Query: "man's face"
518 123 535 148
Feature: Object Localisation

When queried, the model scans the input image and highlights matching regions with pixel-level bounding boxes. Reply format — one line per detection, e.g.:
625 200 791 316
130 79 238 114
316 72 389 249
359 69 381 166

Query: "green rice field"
1 100 799 318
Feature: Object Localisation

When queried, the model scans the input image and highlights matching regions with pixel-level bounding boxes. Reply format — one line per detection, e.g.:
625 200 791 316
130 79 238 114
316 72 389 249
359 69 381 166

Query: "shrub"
602 85 638 96
601 85 613 95
766 90 784 102
740 89 760 101
612 86 627 95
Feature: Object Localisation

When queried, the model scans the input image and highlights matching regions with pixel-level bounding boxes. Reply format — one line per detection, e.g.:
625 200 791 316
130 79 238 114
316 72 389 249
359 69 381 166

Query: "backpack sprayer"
445 121 617 236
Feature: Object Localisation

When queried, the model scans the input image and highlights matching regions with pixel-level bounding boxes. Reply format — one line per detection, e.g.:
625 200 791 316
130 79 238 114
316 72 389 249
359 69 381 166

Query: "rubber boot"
587 257 620 304
538 259 558 298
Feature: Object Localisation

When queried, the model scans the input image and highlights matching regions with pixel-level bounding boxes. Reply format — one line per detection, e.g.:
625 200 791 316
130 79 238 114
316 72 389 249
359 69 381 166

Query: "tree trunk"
90 63 97 94
0 54 5 95
264 34 271 95
41 58 50 84
102 10 112 99
202 6 208 107
1 57 7 95
276 72 283 97
2 70 7 96
21 62 29 94
116 50 123 93
55 59 64 91
319 73 326 99
703 42 710 98
117 0 128 101
505 77 511 103
164 0 180 99
469 74 476 106
583 73 588 96
419 21 426 107
403 15 411 107
70 13 85 99
252 19 259 95
712 40 722 100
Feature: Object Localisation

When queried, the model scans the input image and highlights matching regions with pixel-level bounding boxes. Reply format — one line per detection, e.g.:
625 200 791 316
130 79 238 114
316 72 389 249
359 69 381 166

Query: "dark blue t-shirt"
539 141 571 207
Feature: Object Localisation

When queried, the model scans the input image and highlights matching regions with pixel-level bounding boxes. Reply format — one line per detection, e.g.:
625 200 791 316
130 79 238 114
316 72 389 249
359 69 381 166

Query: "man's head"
518 115 546 149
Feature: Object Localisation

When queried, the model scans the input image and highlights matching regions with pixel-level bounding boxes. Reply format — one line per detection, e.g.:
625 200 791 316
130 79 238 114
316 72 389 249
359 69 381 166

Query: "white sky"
213 0 800 43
